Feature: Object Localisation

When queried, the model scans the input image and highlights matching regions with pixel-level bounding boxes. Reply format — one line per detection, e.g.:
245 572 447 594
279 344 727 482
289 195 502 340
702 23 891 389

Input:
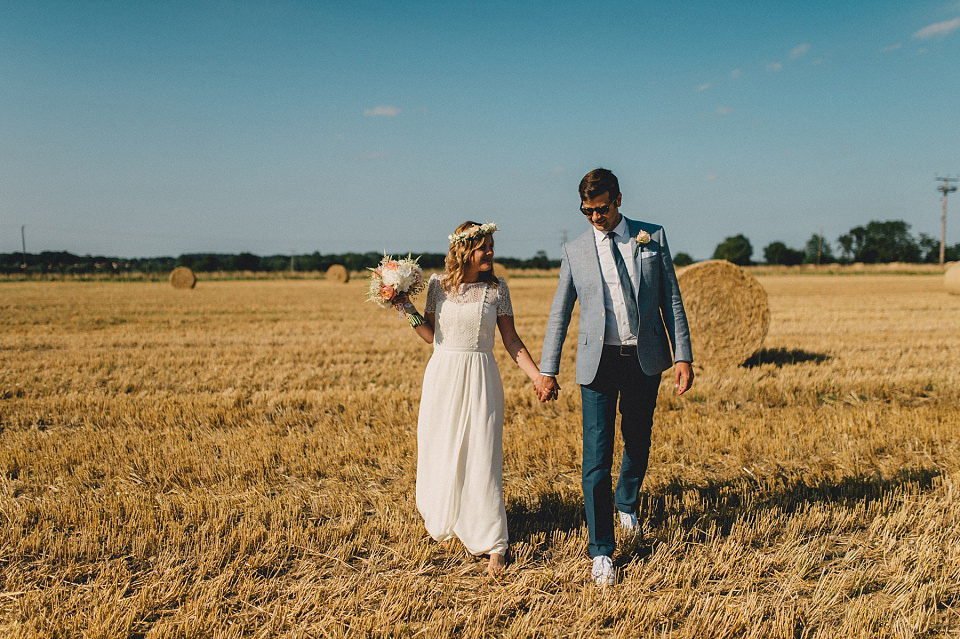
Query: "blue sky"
2 0 959 260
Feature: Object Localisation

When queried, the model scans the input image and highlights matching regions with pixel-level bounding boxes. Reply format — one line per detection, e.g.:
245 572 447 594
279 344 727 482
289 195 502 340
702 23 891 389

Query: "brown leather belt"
604 344 637 357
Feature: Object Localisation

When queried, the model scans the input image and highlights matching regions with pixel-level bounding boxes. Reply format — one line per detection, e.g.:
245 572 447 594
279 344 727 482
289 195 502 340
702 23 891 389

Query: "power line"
936 176 958 267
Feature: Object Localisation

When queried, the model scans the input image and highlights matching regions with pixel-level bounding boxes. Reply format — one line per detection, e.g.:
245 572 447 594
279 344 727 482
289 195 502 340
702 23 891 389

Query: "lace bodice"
424 275 512 352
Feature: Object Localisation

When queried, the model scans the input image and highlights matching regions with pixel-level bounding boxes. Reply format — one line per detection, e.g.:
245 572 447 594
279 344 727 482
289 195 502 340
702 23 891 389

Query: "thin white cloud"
789 43 811 59
913 17 960 39
766 62 783 71
696 83 712 92
715 105 733 116
880 43 902 52
705 173 718 182
363 105 400 117
551 165 565 174
730 68 742 80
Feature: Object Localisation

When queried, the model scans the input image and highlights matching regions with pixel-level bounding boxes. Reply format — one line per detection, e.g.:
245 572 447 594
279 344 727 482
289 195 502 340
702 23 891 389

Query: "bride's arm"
415 310 435 344
497 315 541 382
398 302 434 344
401 274 437 345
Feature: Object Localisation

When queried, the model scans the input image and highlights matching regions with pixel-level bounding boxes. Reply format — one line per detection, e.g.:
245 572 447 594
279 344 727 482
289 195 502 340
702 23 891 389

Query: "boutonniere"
633 230 651 257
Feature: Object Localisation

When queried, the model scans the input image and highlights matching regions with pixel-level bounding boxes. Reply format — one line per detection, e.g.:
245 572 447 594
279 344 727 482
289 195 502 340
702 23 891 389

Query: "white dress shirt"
593 217 638 346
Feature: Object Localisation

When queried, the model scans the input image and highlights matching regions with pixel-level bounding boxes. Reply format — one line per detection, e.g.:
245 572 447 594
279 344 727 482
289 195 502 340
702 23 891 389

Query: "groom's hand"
535 375 560 402
674 361 694 395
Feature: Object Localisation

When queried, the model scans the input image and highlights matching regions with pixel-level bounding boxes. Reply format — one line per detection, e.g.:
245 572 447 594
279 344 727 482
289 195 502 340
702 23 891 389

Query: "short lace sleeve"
424 274 440 314
496 278 513 316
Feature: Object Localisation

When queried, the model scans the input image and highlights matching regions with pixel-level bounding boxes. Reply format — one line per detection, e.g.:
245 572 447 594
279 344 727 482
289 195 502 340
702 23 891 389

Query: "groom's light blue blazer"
540 216 693 385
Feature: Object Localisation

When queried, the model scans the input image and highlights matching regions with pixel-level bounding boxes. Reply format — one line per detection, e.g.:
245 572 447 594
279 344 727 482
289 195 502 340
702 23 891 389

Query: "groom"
536 167 694 586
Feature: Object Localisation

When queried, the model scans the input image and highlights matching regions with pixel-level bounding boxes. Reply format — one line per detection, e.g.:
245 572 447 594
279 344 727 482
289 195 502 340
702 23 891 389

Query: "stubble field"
1 273 959 638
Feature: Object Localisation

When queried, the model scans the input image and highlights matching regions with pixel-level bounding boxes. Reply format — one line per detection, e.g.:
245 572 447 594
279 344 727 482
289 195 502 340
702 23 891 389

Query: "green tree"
525 250 553 269
178 254 225 272
836 220 921 263
918 234 940 263
234 252 261 271
712 234 753 265
803 234 835 264
763 241 803 265
673 252 694 267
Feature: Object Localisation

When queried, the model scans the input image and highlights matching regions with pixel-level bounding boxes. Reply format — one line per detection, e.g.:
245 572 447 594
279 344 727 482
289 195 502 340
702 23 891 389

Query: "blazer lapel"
573 230 603 290
625 217 644 294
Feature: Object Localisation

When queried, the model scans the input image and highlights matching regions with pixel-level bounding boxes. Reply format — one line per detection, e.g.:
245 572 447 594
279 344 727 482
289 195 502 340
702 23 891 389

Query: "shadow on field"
614 466 941 564
507 489 583 544
743 347 831 368
507 468 942 564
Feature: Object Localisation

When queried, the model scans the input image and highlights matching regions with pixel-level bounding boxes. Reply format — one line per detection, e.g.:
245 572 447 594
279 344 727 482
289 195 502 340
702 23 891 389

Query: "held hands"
534 363 692 400
534 374 560 402
674 361 694 396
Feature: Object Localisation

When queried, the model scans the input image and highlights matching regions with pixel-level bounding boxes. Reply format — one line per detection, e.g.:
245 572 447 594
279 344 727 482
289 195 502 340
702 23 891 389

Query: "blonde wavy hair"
443 220 499 292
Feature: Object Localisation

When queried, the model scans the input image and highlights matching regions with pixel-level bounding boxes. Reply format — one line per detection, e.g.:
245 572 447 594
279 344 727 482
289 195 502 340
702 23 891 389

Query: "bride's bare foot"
486 552 506 576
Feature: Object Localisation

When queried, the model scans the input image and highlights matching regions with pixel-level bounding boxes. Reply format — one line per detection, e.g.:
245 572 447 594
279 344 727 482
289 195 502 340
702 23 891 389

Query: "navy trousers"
580 345 662 558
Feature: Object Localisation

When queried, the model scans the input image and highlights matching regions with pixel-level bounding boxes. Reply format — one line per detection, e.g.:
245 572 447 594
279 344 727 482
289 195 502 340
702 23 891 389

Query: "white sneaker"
618 510 639 532
592 555 615 586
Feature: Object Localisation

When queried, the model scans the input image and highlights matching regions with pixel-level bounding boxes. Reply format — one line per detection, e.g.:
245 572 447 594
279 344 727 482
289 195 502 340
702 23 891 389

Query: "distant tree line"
0 250 562 275
5 219 952 276
712 220 960 266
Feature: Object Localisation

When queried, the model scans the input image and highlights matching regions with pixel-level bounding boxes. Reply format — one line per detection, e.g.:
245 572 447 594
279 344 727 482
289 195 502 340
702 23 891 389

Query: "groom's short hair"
579 168 620 202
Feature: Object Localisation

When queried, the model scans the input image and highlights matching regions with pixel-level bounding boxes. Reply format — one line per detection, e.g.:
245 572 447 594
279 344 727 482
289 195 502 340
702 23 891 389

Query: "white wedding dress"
416 274 511 556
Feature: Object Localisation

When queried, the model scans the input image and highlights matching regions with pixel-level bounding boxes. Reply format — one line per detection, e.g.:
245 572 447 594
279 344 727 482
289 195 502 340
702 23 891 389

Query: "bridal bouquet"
367 254 427 326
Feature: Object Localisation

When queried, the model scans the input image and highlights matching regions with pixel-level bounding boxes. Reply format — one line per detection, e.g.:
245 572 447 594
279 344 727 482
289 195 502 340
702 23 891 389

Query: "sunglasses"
580 203 612 216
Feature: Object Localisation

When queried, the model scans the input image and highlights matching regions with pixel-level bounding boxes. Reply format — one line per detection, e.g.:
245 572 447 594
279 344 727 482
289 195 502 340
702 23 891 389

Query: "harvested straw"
946 263 960 295
168 266 197 289
676 259 769 366
326 264 350 283
493 262 509 282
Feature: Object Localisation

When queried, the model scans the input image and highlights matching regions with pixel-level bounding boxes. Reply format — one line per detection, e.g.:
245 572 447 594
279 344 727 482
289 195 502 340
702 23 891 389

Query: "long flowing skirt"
415 349 508 555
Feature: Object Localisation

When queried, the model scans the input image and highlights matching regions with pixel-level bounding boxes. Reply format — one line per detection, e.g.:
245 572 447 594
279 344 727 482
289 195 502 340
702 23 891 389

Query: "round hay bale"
676 260 769 366
493 262 508 282
326 264 349 283
945 262 960 295
169 266 197 289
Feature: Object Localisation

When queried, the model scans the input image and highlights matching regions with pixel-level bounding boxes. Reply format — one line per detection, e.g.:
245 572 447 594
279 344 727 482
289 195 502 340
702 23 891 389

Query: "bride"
399 221 545 575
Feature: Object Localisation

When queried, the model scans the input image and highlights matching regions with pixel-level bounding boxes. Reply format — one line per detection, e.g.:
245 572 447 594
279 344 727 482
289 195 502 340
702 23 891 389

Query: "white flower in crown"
448 222 498 245
634 230 651 257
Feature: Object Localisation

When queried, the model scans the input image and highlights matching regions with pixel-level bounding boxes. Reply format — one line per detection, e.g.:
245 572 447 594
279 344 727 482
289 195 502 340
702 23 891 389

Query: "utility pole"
20 225 26 269
817 227 823 266
937 177 958 266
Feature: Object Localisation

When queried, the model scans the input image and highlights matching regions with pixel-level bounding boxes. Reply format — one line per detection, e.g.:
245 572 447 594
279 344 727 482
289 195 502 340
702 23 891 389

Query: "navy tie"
607 232 639 338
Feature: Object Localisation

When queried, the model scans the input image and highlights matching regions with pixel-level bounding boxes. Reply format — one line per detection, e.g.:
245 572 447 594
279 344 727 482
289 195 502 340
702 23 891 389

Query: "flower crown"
448 222 497 245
